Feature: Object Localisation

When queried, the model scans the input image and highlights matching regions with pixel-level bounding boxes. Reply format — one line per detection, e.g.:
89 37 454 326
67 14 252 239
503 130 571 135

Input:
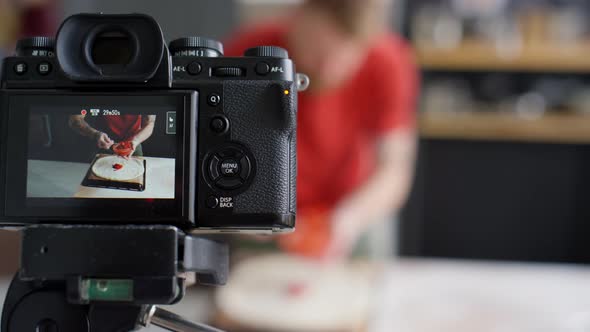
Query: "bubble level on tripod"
81 279 134 302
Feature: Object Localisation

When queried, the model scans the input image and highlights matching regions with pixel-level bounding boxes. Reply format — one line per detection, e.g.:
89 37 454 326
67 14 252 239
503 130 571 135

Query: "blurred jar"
412 5 463 50
451 0 509 17
422 79 474 114
547 6 587 48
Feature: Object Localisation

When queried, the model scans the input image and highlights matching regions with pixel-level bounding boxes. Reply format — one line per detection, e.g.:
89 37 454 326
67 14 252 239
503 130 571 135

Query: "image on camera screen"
26 108 177 199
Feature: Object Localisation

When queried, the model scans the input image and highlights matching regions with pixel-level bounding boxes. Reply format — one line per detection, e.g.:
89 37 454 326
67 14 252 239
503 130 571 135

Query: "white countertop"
371 259 590 332
2 259 590 331
27 157 175 199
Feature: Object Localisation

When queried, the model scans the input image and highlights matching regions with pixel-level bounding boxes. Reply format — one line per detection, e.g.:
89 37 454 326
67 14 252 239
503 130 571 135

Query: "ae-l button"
187 61 202 75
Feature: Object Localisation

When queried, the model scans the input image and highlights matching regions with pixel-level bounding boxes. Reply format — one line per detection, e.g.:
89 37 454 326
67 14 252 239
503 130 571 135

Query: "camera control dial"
206 145 254 192
169 37 224 57
16 37 55 57
244 46 288 59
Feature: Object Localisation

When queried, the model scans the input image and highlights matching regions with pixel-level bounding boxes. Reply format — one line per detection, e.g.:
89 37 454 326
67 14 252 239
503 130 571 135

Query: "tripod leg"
140 306 226 332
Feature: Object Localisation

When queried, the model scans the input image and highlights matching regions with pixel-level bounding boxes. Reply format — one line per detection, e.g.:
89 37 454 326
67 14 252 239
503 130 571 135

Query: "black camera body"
0 13 299 233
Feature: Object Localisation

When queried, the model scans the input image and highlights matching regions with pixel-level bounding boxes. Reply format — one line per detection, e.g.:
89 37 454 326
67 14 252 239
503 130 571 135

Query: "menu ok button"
220 159 240 176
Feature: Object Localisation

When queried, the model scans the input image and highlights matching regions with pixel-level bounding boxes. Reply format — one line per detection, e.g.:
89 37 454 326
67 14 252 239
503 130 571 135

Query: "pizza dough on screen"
92 155 144 181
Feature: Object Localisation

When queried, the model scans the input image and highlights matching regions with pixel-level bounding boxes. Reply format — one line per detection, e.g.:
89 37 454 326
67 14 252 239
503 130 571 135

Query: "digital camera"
0 13 303 233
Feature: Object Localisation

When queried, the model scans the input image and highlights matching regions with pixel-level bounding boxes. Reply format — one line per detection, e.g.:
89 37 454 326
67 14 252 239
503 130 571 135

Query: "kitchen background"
2 0 590 331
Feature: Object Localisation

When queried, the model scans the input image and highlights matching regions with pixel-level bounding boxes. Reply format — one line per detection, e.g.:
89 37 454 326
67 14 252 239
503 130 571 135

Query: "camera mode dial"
16 37 55 57
169 37 224 57
244 46 288 59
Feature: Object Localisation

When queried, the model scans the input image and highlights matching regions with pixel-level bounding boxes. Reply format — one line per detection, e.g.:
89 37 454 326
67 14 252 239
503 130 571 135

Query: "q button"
207 93 221 107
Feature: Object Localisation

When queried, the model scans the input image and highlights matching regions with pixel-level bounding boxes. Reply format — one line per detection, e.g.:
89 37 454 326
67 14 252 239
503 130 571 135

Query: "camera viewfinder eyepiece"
55 13 165 83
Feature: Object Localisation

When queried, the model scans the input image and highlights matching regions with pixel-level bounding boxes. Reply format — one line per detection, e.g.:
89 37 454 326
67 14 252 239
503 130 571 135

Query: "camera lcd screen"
27 109 175 199
3 93 194 220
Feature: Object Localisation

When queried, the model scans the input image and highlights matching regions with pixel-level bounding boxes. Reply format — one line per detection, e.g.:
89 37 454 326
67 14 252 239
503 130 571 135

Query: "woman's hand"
320 206 365 263
121 140 139 159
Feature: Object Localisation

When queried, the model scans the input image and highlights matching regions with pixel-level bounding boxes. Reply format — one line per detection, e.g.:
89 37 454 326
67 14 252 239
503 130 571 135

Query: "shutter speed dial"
169 37 224 57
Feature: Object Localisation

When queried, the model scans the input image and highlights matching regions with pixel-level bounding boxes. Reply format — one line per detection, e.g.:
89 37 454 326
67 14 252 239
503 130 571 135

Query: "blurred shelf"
416 41 590 73
419 112 590 144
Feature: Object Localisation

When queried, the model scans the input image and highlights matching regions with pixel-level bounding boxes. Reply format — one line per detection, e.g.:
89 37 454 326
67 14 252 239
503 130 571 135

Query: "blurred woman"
225 0 420 261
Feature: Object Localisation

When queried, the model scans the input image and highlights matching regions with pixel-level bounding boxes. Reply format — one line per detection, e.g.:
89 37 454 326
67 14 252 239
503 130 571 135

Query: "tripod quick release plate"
1 225 229 332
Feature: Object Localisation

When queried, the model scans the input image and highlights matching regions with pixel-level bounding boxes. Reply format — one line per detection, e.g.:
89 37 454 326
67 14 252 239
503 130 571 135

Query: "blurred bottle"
520 6 550 47
451 0 508 17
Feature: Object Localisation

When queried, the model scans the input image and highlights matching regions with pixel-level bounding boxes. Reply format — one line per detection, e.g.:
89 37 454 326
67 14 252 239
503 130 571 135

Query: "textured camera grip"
224 81 296 215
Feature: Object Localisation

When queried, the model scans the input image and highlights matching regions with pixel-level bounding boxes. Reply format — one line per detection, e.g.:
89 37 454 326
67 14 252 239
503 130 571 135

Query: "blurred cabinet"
398 1 590 263
401 138 590 263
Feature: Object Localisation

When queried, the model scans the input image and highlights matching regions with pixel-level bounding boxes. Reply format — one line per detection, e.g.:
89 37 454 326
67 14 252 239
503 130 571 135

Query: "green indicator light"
81 279 134 302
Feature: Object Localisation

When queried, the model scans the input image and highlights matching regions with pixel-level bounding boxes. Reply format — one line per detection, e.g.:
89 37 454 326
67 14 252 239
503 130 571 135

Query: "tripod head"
1 225 229 332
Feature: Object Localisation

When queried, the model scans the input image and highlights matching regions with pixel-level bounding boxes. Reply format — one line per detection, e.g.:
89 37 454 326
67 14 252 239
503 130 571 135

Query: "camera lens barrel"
169 37 224 57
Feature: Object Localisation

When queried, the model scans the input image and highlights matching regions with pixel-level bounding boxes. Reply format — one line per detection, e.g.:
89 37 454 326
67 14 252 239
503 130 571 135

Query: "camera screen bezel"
1 91 196 226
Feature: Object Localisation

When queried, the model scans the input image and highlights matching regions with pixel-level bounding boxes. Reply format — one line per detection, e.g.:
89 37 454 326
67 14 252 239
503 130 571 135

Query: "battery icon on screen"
166 111 176 135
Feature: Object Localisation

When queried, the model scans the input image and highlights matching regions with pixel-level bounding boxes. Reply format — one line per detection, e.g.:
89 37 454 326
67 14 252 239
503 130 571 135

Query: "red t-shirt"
225 23 419 214
100 115 142 142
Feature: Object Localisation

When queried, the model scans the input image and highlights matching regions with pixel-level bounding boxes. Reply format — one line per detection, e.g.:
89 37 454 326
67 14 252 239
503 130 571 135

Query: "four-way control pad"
206 145 253 192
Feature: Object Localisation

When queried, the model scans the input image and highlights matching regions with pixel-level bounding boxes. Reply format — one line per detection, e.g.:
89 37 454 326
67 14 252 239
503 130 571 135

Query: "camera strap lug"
296 73 310 91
